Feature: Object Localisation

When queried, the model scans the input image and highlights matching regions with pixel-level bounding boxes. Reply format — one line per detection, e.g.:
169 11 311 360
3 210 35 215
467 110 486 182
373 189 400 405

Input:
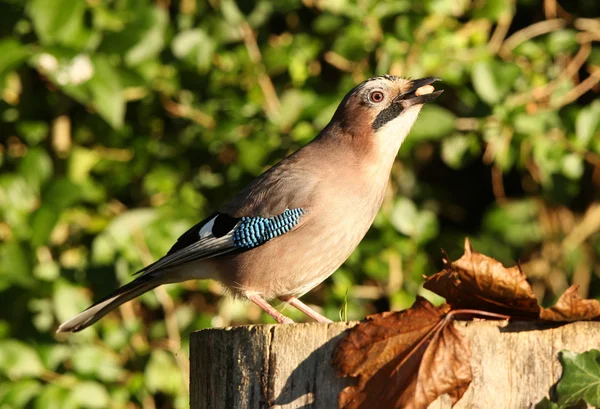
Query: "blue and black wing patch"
134 209 305 277
233 208 305 249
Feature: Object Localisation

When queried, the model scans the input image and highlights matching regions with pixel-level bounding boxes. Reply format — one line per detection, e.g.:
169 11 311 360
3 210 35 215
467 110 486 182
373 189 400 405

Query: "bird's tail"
56 273 164 333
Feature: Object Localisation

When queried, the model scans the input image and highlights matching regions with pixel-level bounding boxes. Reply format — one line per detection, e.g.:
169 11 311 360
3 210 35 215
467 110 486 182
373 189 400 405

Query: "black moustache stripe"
372 103 403 130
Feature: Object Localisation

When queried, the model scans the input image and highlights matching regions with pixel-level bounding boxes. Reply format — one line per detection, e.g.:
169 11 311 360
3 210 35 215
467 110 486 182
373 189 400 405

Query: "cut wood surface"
190 320 600 409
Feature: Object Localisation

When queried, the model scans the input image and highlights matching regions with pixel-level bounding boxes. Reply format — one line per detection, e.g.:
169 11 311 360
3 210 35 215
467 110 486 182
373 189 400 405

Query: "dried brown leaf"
424 238 540 318
540 285 600 322
333 297 446 380
333 297 471 409
412 322 472 408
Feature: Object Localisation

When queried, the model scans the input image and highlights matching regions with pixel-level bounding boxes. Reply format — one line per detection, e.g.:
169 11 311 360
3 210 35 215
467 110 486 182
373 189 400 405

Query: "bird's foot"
280 296 333 323
247 293 295 324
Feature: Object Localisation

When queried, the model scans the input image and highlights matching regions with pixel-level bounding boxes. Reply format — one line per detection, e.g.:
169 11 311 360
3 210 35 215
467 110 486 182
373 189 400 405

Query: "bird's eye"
369 91 385 103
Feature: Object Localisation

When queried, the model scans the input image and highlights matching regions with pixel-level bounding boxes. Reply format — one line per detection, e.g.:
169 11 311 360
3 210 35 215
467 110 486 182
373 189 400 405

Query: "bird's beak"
394 77 443 107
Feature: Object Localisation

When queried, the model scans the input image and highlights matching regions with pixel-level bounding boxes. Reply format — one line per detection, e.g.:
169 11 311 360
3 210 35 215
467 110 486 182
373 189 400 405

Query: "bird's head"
327 75 443 156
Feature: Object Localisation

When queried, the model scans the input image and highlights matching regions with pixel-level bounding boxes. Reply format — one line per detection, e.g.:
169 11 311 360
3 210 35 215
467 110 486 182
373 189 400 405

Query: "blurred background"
0 0 599 407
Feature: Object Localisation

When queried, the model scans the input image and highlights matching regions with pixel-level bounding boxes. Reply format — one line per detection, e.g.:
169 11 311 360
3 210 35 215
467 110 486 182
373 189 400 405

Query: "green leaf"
472 60 520 105
312 15 345 34
38 345 70 371
441 133 480 169
67 147 101 183
102 208 158 248
391 198 439 243
71 346 123 382
43 178 81 209
575 100 600 148
546 30 578 55
556 350 600 408
143 166 180 197
483 200 542 246
0 379 41 407
144 350 183 395
16 121 50 145
125 8 168 66
52 279 91 324
67 381 110 409
408 105 456 141
0 241 34 291
221 0 244 25
27 0 88 48
561 153 584 180
33 260 60 281
87 56 125 129
172 29 214 72
0 39 29 88
426 0 470 17
372 1 411 18
30 206 60 248
514 111 560 135
18 148 53 192
534 397 560 409
472 0 511 21
0 340 45 379
34 384 70 409
247 1 273 27
269 89 315 130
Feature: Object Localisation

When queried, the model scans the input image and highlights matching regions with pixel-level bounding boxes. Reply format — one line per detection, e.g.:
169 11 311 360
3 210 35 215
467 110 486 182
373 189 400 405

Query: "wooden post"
190 321 600 409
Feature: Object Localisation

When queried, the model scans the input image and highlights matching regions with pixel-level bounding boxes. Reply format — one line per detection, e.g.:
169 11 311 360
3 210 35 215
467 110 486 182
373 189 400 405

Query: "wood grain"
190 321 600 409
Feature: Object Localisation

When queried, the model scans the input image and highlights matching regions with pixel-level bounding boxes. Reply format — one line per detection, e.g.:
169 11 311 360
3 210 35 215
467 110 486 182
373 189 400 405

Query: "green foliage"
557 350 600 408
536 349 600 409
0 0 598 407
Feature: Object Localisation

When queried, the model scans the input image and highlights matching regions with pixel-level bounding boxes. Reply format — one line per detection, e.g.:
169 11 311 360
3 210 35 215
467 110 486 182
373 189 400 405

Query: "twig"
386 252 402 296
550 126 600 166
506 40 592 107
180 0 196 14
447 309 512 321
143 393 157 409
543 0 557 19
118 301 148 352
571 245 592 298
324 51 353 72
93 146 134 161
563 202 600 251
491 166 507 203
455 117 480 131
154 286 190 390
574 18 600 35
533 40 591 98
482 124 513 167
52 115 71 157
488 4 514 54
551 66 600 108
500 19 566 58
161 96 216 128
239 22 281 117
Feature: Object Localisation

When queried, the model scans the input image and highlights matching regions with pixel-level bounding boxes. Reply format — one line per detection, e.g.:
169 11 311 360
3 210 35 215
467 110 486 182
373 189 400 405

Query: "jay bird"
57 75 442 332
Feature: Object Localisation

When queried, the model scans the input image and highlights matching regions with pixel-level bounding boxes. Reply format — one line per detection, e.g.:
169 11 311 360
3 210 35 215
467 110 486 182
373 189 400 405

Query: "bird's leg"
279 296 333 323
247 293 294 324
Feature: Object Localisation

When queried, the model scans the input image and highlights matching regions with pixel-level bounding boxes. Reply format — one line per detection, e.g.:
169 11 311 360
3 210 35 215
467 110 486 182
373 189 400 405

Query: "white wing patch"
198 215 217 239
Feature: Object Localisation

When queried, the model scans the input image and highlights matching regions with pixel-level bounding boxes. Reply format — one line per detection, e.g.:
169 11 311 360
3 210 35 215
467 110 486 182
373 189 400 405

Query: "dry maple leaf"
333 239 600 409
540 285 600 321
413 322 472 408
424 238 540 318
333 297 471 409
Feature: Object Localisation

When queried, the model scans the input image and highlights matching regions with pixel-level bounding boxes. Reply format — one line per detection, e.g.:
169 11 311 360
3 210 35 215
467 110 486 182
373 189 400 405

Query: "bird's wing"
135 150 320 277
134 208 307 277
